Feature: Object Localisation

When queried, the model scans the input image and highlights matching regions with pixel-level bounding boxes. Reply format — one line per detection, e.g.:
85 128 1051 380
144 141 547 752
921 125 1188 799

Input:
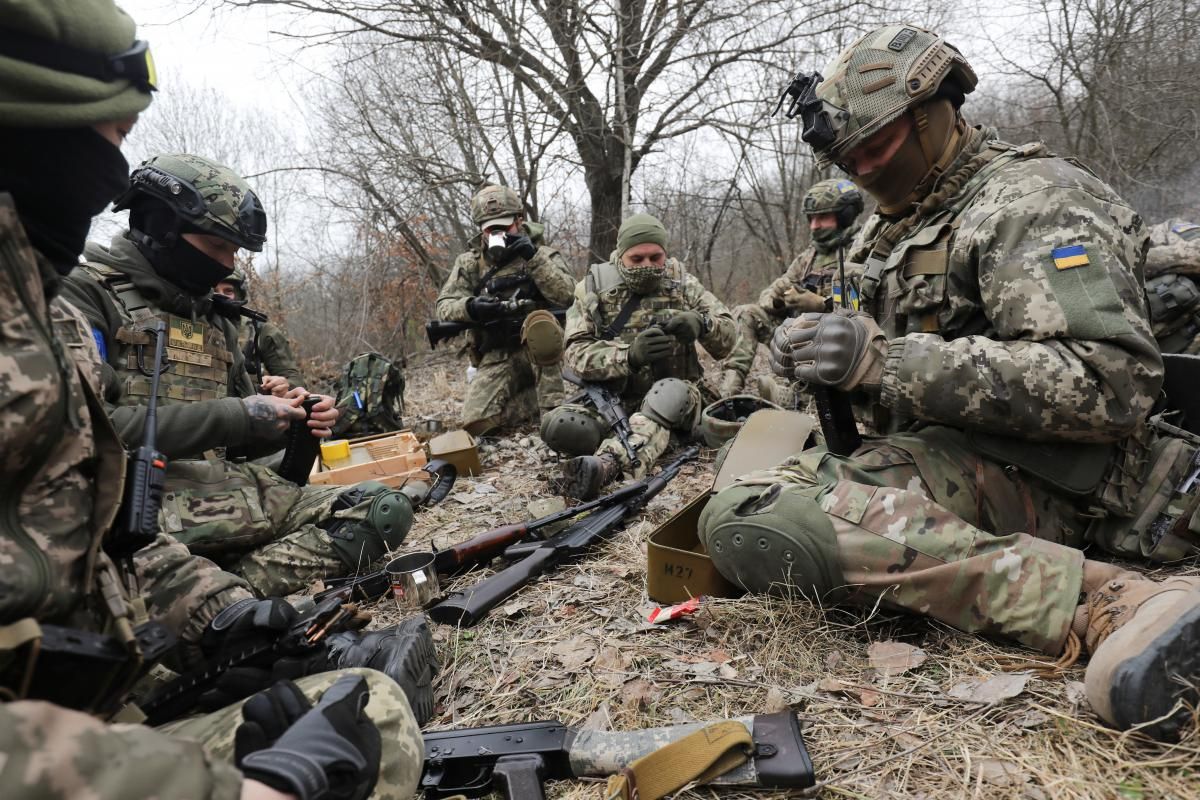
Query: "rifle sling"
601 293 644 340
604 721 753 800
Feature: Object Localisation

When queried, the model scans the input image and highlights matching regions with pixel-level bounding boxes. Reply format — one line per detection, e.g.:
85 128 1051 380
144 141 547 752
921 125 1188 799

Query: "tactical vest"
79 262 236 406
1145 273 1200 354
793 246 860 310
584 258 699 398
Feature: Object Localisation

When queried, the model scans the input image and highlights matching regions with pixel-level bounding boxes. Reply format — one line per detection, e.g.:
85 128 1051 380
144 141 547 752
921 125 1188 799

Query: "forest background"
98 0 1200 379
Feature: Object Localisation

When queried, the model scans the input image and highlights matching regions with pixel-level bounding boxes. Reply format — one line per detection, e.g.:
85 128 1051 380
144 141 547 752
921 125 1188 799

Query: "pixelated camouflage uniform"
1 197 424 800
548 257 737 476
435 221 575 434
1142 219 1200 354
701 128 1200 656
61 234 376 597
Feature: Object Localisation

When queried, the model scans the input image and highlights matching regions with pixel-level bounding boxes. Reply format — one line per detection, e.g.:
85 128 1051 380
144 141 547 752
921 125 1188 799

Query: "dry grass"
354 353 1200 799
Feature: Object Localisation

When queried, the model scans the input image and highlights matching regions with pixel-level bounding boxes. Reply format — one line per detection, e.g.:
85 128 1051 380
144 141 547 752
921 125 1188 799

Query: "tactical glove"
779 286 828 313
663 310 706 343
235 680 313 762
500 233 537 265
238 675 382 800
628 327 675 369
777 309 887 392
466 295 505 320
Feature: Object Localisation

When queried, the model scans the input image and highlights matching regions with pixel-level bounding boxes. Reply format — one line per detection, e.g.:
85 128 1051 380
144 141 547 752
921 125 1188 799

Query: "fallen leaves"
947 673 1029 704
550 635 597 671
867 640 927 677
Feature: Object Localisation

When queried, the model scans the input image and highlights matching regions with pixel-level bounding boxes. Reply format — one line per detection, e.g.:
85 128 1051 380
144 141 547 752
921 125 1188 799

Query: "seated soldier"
1142 219 1200 353
700 24 1200 740
718 179 865 401
62 153 428 598
434 184 575 436
541 213 737 499
215 269 306 390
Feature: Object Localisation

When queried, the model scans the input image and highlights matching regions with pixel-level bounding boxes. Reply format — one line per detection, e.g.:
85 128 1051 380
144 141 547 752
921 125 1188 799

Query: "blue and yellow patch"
1051 244 1089 270
832 284 860 310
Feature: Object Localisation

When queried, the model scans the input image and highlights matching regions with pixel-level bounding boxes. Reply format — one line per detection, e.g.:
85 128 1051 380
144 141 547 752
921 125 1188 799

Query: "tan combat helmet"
778 24 977 169
470 184 523 227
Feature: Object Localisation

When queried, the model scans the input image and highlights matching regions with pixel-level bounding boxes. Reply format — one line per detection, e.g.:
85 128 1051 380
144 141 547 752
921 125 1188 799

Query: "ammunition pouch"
967 431 1113 497
322 484 415 570
0 618 175 716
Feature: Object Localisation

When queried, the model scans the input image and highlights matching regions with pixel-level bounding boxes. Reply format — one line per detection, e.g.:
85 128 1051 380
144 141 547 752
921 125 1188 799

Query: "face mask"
810 226 843 252
619 263 665 295
154 236 234 297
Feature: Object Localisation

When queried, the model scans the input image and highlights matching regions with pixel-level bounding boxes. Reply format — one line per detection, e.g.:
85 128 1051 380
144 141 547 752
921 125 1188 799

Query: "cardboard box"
309 430 428 488
428 429 483 477
646 409 815 603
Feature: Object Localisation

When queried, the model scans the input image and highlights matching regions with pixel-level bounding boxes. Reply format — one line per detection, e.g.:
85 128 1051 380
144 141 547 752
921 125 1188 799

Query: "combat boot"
1078 564 1200 740
323 615 439 725
558 453 621 500
718 369 745 399
756 375 795 408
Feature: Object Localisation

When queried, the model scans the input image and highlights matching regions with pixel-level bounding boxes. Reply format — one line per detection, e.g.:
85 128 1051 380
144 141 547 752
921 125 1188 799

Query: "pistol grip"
492 754 546 800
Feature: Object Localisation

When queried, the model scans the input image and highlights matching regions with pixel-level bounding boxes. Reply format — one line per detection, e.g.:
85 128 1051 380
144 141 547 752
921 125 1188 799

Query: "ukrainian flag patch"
1052 244 1089 270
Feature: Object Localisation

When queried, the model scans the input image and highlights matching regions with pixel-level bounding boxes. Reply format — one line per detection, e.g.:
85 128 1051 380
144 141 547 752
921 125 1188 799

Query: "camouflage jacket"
757 236 862 316
1145 219 1200 278
435 223 575 355
849 130 1160 443
564 257 737 402
239 318 305 387
1142 220 1200 353
0 196 247 799
60 234 272 460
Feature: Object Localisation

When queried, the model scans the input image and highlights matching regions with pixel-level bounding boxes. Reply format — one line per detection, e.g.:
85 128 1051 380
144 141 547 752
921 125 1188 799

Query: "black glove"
628 327 675 369
235 680 313 762
663 310 705 343
466 295 504 320
238 675 382 800
500 233 537 265
197 598 316 711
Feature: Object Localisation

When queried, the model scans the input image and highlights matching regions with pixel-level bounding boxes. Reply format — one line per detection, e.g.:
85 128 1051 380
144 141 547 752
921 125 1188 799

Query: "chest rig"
81 262 234 406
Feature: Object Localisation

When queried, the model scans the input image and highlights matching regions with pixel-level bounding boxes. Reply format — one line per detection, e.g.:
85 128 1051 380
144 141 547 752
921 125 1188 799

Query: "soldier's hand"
787 309 888 391
260 374 290 397
238 675 382 800
236 680 313 761
466 295 504 320
628 327 675 369
501 233 537 264
781 286 827 312
289 390 337 439
244 395 307 439
663 310 705 343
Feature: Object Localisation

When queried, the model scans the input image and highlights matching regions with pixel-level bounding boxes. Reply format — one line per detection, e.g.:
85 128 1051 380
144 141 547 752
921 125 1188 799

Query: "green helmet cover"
470 184 523 226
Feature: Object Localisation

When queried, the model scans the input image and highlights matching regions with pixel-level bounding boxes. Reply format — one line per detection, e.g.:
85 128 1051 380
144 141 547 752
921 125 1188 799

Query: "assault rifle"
428 446 699 627
426 304 568 350
421 711 814 799
562 367 638 468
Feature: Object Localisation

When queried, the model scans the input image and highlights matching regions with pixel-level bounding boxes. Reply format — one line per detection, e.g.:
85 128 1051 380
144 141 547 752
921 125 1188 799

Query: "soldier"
541 213 737 499
1142 219 1200 353
434 184 576 435
61 154 428 598
699 24 1200 740
0 1 426 797
215 269 306 389
718 178 864 399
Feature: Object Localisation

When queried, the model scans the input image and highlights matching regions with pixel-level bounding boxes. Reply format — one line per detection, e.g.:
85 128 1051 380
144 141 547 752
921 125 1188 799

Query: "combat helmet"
222 268 248 300
113 153 267 251
698 395 782 448
470 184 523 227
778 24 976 169
802 179 864 229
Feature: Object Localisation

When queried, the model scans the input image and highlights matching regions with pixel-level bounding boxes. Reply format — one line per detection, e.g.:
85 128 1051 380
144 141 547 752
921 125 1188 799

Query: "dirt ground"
345 351 1200 799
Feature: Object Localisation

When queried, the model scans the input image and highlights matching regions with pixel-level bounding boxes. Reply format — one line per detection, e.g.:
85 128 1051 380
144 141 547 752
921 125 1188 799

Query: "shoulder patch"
1051 244 1090 270
1171 222 1200 240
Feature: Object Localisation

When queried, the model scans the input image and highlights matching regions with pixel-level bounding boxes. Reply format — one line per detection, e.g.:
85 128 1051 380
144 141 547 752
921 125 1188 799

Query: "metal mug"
385 552 440 611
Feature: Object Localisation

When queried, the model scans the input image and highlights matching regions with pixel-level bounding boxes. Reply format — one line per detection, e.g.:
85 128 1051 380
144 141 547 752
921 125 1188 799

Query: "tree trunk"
586 168 624 263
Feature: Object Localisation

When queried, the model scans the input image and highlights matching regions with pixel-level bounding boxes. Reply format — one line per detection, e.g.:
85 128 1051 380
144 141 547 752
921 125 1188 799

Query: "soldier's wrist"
878 337 909 408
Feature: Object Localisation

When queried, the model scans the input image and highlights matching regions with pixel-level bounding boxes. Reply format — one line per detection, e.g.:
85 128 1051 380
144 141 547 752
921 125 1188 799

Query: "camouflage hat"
0 0 156 127
470 184 523 227
802 178 865 228
112 153 268 251
790 24 976 167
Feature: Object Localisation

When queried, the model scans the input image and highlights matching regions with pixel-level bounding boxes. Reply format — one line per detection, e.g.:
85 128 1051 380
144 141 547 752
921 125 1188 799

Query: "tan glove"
780 285 828 313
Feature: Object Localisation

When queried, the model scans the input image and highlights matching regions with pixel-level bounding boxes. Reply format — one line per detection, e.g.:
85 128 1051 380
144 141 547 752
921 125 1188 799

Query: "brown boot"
756 375 795 408
1080 568 1200 739
558 453 620 500
718 369 745 399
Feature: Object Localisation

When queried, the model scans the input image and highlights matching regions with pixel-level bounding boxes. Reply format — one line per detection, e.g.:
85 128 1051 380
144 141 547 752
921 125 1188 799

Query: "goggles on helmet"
0 28 157 93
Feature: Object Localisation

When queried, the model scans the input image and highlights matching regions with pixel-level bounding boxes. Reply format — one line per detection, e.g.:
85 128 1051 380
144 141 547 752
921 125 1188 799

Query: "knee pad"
699 482 844 597
323 485 414 569
540 404 605 456
640 378 698 429
521 309 565 366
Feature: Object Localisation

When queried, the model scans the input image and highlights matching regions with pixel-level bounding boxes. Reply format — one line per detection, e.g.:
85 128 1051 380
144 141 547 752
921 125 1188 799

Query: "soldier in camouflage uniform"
541 213 737 499
216 269 306 389
718 179 864 399
1142 219 1200 353
700 24 1200 740
0 2 425 798
62 154 430 599
434 184 576 435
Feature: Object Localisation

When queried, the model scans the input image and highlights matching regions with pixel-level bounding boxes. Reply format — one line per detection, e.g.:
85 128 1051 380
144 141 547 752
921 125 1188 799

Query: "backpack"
331 352 406 437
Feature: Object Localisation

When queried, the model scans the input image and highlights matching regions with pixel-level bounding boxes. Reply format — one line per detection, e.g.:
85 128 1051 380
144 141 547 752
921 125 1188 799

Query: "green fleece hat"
616 213 669 256
0 0 156 127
